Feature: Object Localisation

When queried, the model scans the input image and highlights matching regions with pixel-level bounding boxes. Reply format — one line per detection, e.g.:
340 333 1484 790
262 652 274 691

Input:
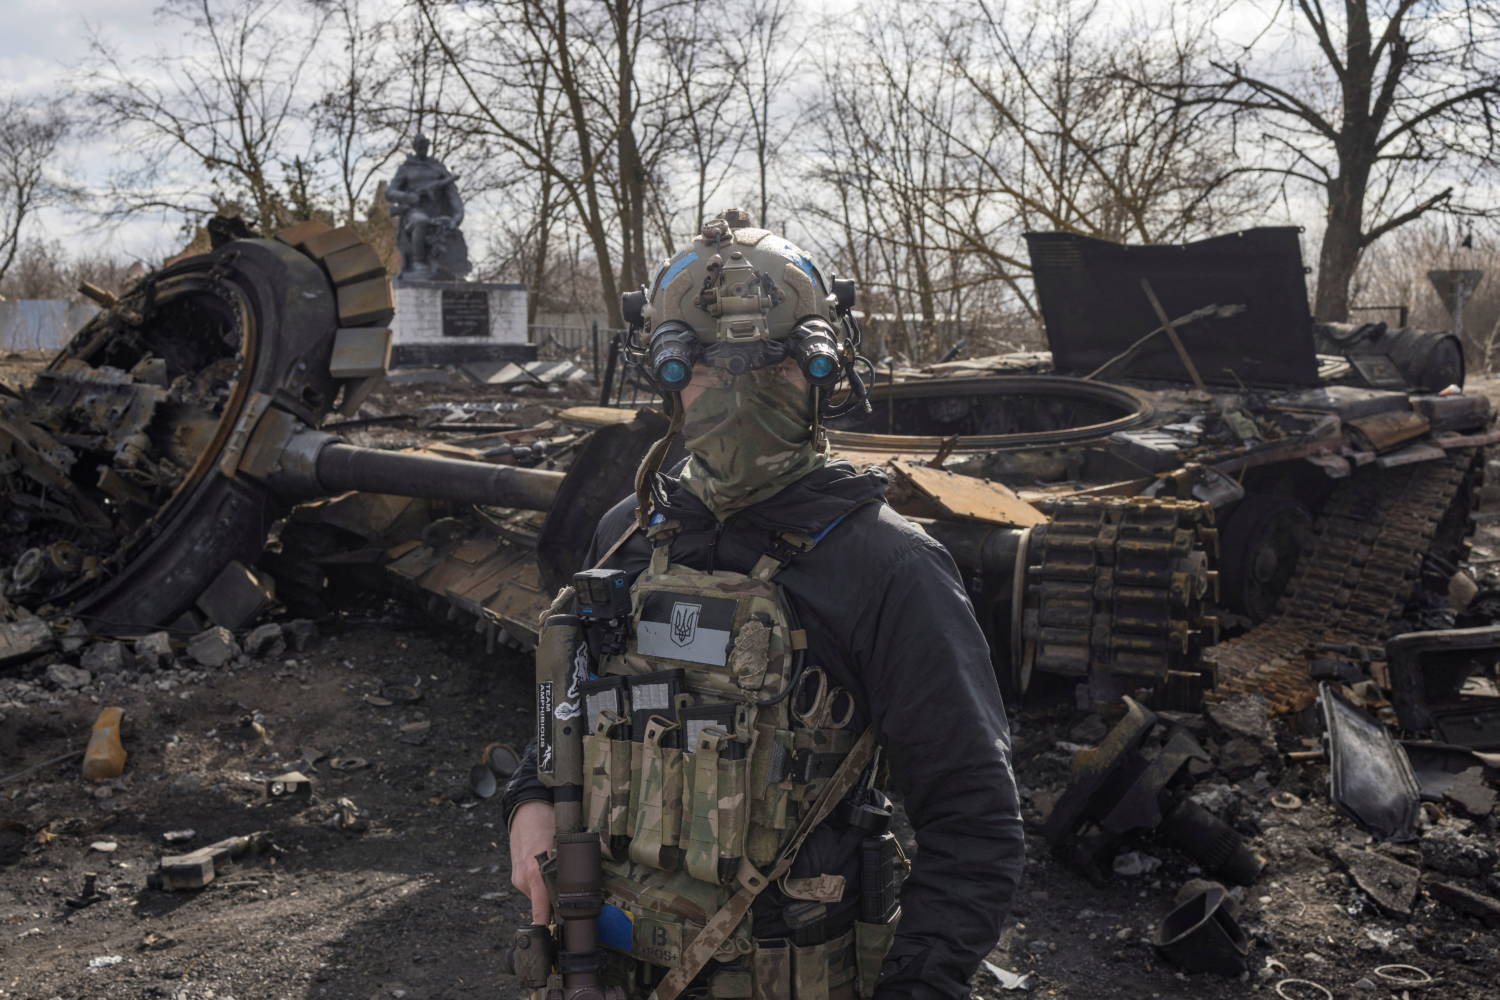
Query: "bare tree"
0 98 75 287
796 0 1254 361
416 0 707 322
84 0 329 233
0 239 141 304
940 0 1261 247
726 0 806 227
1134 0 1500 321
799 9 994 362
310 0 408 227
657 6 747 244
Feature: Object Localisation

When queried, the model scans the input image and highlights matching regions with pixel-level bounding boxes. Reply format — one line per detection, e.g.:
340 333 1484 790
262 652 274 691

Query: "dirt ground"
3 356 1499 999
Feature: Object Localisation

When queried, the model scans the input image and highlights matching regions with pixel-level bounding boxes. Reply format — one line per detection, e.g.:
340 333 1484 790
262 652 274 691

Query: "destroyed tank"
5 224 1491 731
817 227 1493 715
0 220 580 662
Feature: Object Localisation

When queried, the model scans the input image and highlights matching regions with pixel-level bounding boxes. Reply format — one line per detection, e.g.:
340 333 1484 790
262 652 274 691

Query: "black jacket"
503 461 1024 998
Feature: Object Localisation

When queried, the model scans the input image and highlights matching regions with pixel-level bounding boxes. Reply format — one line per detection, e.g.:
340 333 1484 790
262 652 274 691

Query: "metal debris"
980 961 1032 991
1425 881 1500 926
1387 626 1500 749
148 831 271 892
0 618 54 665
1152 880 1249 976
1320 684 1420 841
266 771 312 800
1042 697 1263 885
1442 767 1497 817
1331 845 1420 916
1373 964 1433 986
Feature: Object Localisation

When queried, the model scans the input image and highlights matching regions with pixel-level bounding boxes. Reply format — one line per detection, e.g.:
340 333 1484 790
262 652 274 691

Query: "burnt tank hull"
0 225 563 637
815 228 1494 711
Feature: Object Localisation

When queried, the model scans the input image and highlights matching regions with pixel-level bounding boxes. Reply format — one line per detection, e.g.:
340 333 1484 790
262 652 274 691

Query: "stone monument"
387 135 531 367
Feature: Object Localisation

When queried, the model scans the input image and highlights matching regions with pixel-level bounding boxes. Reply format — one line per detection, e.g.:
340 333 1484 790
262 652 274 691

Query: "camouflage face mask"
678 363 827 520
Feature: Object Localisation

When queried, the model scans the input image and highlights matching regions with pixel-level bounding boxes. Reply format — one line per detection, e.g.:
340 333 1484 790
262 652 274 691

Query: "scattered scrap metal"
4 222 1500 987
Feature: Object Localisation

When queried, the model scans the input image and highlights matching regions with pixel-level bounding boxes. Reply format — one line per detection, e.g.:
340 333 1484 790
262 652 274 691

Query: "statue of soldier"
386 134 470 280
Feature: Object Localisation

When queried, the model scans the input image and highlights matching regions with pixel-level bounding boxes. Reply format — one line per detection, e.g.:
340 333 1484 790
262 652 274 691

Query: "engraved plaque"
441 289 491 338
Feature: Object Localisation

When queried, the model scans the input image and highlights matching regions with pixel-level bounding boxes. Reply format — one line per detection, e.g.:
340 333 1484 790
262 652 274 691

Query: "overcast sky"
2 1 189 262
0 0 1422 271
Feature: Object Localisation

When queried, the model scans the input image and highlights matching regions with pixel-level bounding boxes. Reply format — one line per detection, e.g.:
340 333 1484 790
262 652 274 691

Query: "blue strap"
811 511 851 543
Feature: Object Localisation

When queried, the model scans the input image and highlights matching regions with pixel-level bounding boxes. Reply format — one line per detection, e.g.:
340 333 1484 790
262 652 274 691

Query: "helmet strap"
810 385 827 451
635 395 686 529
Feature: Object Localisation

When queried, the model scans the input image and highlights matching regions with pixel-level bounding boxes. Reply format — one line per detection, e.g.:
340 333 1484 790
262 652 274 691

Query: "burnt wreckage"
4 221 1500 974
2 224 1494 719
0 222 567 656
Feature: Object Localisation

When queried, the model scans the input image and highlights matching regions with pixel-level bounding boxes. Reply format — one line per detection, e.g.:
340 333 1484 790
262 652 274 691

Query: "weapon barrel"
313 442 564 510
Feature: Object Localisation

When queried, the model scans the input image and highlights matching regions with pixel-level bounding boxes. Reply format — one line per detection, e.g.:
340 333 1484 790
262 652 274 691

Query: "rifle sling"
647 727 879 1000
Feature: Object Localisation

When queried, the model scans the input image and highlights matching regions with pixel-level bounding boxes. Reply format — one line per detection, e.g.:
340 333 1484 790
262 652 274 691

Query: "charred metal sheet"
1320 683 1420 841
1426 881 1500 927
1374 442 1447 468
1025 227 1319 386
1270 385 1413 420
1152 881 1249 976
1443 767 1496 817
1345 410 1431 453
1402 741 1493 801
1387 627 1500 749
885 460 1047 527
1331 845 1420 916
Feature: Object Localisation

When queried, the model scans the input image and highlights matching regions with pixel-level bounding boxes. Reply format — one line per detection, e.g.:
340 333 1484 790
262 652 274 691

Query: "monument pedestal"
390 278 533 367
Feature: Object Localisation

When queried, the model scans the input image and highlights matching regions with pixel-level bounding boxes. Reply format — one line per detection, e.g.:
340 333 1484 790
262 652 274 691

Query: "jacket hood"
653 459 888 536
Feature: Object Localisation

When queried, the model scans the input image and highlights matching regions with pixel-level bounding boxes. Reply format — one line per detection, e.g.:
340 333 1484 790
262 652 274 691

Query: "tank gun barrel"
268 430 564 510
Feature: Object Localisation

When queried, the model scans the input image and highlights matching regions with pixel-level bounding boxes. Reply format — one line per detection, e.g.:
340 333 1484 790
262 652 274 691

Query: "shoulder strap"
648 727 879 1000
748 498 883 582
591 517 641 570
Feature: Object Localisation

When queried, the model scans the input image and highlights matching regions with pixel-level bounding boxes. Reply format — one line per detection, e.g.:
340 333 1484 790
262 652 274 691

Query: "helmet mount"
622 209 873 421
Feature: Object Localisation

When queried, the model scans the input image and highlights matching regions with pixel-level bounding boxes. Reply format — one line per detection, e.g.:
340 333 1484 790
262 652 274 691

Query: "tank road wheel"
59 224 393 633
1218 495 1313 624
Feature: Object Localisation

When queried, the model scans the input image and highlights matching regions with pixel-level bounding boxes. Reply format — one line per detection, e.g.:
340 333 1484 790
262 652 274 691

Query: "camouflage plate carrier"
536 513 898 1000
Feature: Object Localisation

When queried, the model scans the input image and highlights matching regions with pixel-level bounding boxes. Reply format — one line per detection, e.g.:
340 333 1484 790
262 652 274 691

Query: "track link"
1209 449 1479 711
1024 496 1218 685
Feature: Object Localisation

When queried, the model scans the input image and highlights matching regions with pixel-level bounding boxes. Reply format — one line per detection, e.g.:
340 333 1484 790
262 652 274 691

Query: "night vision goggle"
646 317 843 390
621 277 873 419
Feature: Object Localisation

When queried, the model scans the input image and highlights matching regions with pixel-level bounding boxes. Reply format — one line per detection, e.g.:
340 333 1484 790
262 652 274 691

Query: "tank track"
1209 448 1481 712
1023 496 1219 685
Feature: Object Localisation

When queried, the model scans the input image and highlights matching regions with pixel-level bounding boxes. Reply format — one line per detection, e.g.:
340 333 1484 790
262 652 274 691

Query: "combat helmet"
621 209 872 411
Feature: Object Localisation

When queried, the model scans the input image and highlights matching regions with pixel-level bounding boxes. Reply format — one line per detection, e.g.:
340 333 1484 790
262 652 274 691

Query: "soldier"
503 210 1023 999
386 134 468 279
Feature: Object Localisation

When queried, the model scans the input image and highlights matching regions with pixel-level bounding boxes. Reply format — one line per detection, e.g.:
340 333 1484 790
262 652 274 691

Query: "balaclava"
677 361 827 519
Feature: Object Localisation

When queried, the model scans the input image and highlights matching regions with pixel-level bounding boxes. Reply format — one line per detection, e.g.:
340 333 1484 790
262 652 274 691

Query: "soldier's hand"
508 800 556 925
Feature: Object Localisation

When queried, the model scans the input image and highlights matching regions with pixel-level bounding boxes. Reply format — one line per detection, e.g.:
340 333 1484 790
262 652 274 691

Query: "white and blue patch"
761 236 822 290
657 251 700 291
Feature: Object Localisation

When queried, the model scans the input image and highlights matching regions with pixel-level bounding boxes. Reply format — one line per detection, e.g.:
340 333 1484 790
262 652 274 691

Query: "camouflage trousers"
595 929 860 1000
